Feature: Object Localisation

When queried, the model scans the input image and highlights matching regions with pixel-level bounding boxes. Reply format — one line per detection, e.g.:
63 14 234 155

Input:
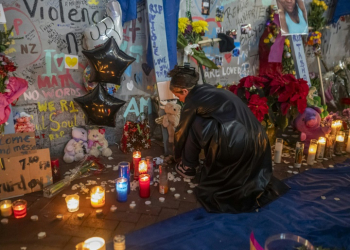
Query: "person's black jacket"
174 83 289 213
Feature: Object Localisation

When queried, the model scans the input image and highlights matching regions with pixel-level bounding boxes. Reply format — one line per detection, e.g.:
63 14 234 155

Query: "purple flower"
185 24 192 34
309 72 316 79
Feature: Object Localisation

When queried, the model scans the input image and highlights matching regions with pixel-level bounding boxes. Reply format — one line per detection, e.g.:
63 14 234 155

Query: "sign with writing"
0 148 52 199
0 132 36 158
147 0 170 82
291 35 311 86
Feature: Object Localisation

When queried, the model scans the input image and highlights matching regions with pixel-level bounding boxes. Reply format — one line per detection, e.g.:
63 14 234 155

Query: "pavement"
0 142 348 250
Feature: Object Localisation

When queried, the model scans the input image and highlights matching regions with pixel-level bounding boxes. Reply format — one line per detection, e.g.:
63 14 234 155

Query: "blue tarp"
107 160 350 250
331 0 350 23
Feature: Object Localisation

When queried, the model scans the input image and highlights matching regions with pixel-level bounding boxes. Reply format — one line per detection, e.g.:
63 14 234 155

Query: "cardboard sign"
0 132 36 158
291 35 311 86
147 0 171 82
0 148 52 199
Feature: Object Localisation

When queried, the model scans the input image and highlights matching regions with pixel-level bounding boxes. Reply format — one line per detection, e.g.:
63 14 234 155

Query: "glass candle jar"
118 162 130 194
316 137 326 160
145 156 154 185
325 134 336 158
274 138 283 163
139 174 150 198
159 163 168 194
265 233 314 250
12 199 27 219
335 131 345 155
90 186 105 208
65 194 79 212
0 200 12 217
84 237 106 250
113 235 125 250
133 151 141 180
294 142 304 168
307 139 318 165
116 177 128 202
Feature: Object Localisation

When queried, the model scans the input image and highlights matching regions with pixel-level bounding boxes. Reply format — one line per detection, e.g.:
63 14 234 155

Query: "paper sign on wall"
0 148 52 199
0 132 36 158
0 4 6 24
65 55 79 69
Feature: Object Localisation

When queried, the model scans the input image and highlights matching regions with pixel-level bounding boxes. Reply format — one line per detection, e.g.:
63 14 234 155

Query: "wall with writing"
179 0 350 85
2 0 157 156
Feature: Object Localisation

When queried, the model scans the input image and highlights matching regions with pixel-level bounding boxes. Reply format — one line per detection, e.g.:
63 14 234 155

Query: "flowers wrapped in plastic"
43 156 105 198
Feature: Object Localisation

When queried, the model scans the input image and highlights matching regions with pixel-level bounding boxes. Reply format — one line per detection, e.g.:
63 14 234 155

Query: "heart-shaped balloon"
83 1 123 50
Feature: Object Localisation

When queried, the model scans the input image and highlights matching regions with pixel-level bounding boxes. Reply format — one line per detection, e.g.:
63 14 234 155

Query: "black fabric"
217 33 235 53
174 84 289 213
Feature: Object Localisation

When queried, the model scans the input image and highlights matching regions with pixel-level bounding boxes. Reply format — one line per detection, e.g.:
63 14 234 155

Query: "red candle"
12 199 27 219
51 158 60 182
139 174 150 198
133 151 141 180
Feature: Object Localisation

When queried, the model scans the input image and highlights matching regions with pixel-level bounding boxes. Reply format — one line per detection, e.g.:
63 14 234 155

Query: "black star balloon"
82 37 136 85
74 83 126 127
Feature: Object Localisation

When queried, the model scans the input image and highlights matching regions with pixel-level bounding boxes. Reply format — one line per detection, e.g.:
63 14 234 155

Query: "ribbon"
184 44 199 56
268 13 286 63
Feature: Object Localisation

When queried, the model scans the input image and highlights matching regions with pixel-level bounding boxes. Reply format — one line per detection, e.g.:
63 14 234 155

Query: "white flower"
127 143 131 148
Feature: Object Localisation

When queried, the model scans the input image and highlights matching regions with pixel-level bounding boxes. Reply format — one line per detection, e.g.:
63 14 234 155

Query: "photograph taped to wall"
277 0 308 35
226 29 237 40
201 0 210 15
241 24 252 35
215 6 224 22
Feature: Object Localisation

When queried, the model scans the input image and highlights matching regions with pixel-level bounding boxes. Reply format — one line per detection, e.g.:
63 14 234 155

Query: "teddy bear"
306 86 329 118
293 107 331 154
156 102 181 143
88 127 112 157
63 127 89 163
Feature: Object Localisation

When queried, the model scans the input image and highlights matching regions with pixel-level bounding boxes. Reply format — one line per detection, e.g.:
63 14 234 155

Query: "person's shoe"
175 161 196 179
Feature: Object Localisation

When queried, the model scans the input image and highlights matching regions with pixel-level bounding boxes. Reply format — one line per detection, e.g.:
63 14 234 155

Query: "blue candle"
116 177 128 202
118 162 130 194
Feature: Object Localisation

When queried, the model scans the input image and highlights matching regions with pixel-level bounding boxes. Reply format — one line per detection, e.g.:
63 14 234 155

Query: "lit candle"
133 151 141 180
139 174 150 198
316 137 326 160
346 129 350 153
335 131 345 156
325 134 336 158
65 194 79 212
294 142 304 168
0 200 12 217
331 120 342 135
145 156 154 185
118 162 130 194
138 160 147 175
84 237 106 250
114 235 125 250
116 177 128 202
12 199 27 219
90 186 105 208
307 139 318 165
274 138 283 163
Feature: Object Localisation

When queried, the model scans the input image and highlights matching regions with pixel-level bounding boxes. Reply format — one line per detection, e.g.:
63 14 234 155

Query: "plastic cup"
265 233 314 250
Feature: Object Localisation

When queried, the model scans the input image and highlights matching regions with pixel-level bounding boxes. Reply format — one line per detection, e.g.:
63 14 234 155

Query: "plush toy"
88 128 112 157
63 127 89 163
293 107 331 153
156 102 181 143
306 86 329 118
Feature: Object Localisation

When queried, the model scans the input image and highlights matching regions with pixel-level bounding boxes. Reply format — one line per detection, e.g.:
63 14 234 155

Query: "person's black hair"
168 65 199 93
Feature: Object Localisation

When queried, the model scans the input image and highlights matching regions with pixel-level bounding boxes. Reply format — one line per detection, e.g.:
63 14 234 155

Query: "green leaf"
276 114 288 131
177 33 188 49
192 49 218 69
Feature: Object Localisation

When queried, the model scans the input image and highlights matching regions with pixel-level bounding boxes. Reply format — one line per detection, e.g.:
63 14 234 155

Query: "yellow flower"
191 20 209 34
292 70 296 75
178 17 190 34
217 84 223 88
264 38 270 43
268 33 273 39
323 5 328 10
285 39 290 46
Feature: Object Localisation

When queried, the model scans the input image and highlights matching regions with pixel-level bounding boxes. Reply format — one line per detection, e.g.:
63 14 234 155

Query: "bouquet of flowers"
308 0 328 31
282 38 295 75
229 72 309 130
177 17 217 69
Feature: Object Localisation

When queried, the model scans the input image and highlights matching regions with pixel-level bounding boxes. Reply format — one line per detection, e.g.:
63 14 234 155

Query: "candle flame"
133 151 141 158
336 135 344 142
318 137 326 144
140 176 149 181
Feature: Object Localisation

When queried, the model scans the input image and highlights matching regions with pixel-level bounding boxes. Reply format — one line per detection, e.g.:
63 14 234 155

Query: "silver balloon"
83 1 123 50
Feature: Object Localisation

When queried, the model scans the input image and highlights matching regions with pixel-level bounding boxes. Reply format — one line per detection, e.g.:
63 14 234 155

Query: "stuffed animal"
293 107 331 153
306 86 329 118
156 102 181 143
88 128 112 157
63 127 88 163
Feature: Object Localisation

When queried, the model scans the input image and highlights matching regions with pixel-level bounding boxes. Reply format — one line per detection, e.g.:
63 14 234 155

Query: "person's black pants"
181 116 217 168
